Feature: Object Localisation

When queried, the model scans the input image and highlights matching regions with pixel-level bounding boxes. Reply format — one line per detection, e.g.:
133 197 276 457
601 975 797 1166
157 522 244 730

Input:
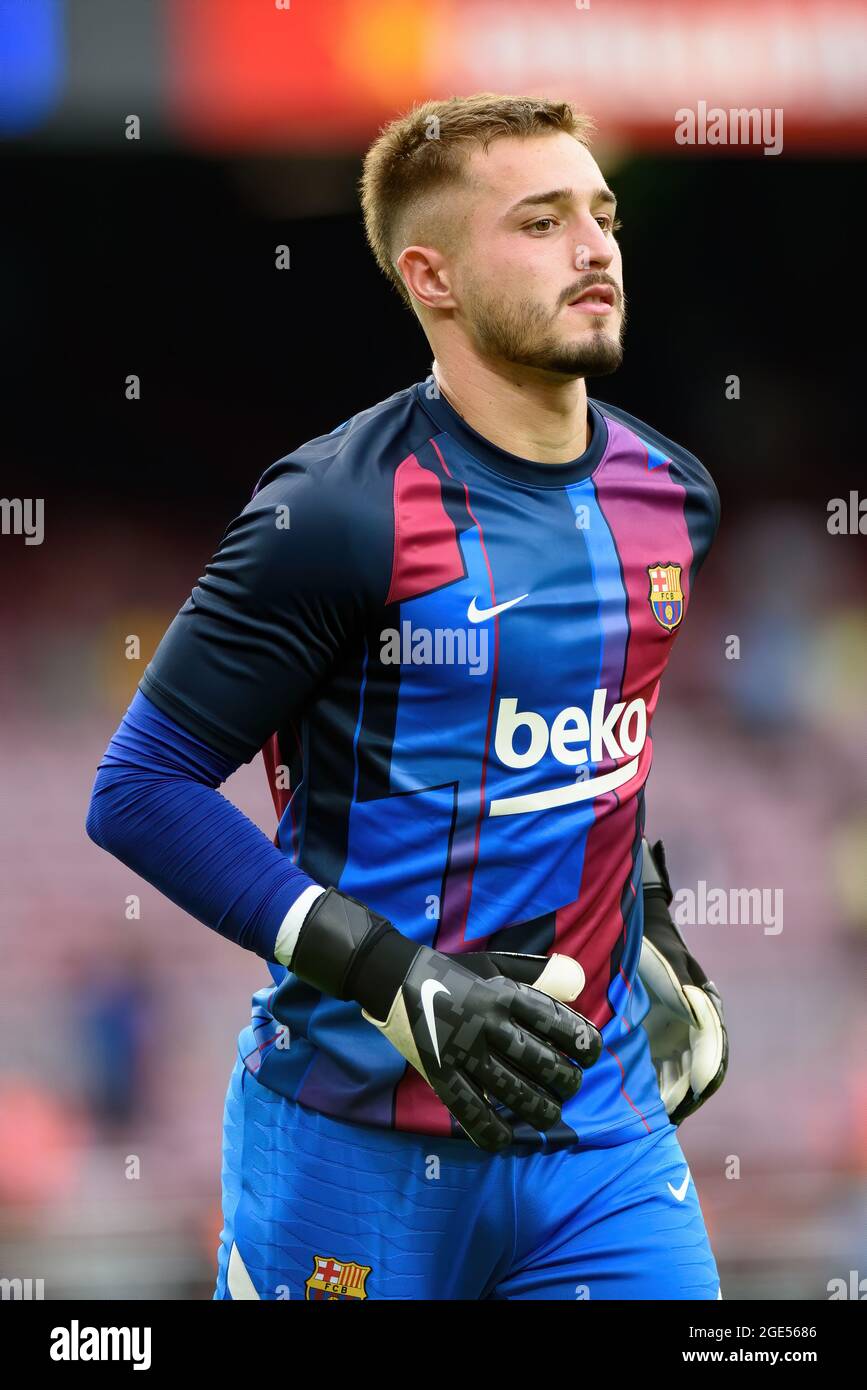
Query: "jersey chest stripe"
427 439 499 951
386 449 465 605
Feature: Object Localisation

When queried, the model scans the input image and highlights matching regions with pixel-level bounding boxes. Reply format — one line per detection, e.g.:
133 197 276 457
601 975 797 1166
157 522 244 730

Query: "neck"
431 350 590 464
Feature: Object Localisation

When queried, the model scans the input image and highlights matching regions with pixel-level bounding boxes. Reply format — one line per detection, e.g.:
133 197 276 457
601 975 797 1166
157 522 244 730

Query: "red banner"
166 0 867 151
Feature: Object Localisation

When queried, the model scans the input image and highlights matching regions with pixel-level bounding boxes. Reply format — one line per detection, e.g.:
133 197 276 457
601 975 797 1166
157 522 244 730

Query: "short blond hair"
359 93 595 310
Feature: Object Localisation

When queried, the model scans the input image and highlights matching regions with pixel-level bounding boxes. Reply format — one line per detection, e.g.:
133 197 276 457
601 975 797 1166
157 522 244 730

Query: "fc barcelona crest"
647 563 684 632
305 1254 371 1301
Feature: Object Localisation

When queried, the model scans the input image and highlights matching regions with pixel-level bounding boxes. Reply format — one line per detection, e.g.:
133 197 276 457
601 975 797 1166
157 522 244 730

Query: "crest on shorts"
647 563 684 632
305 1255 371 1301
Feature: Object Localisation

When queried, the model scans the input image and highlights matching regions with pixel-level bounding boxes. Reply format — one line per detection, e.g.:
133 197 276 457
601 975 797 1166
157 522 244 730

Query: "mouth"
566 284 616 316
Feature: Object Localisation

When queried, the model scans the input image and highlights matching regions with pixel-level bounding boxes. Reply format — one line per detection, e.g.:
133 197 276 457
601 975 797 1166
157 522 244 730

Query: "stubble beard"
469 290 626 378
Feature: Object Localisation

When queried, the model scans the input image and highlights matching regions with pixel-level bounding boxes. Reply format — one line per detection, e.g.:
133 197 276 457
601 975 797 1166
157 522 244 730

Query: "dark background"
3 153 862 512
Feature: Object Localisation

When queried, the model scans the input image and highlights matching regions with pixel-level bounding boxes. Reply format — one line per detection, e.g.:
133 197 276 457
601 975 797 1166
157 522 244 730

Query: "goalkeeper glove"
277 888 602 1153
639 838 729 1125
455 948 586 1001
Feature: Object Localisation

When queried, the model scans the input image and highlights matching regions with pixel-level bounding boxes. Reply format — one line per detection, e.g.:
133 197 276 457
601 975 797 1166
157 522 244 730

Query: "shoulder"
253 382 432 508
593 397 720 527
592 397 721 573
216 383 434 604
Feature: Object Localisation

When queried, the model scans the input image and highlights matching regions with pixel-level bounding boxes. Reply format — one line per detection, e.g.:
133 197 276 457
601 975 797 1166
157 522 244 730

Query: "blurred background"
1 0 865 1299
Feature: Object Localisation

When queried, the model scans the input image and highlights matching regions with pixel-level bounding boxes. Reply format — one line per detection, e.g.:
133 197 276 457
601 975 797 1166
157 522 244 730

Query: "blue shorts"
215 1058 721 1301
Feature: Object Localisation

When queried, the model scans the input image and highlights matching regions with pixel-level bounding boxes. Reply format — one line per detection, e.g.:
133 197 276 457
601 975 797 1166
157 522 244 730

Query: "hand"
363 943 602 1152
281 887 602 1152
639 839 729 1125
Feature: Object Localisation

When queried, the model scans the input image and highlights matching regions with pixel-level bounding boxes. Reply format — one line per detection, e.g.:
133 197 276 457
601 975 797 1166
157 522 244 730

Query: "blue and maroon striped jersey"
141 375 719 1149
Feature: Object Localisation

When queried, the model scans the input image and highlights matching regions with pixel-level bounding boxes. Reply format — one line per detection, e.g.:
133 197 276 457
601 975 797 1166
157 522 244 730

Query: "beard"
467 286 626 378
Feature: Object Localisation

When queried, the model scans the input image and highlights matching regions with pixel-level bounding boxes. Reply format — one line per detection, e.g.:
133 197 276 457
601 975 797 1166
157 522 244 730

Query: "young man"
88 94 726 1300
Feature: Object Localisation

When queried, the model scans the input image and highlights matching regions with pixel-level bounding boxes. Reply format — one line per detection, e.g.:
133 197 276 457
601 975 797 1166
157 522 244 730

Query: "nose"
572 215 615 273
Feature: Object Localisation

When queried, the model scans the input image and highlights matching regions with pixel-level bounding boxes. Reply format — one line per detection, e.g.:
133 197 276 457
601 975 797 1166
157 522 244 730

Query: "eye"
526 216 559 234
597 215 622 234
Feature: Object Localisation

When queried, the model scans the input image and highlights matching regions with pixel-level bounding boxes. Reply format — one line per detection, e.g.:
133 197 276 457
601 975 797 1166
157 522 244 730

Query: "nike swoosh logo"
467 593 529 623
667 1171 691 1202
420 979 450 1066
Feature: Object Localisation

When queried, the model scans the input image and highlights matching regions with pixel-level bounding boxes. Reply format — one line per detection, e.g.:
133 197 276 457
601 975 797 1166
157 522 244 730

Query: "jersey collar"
415 377 608 487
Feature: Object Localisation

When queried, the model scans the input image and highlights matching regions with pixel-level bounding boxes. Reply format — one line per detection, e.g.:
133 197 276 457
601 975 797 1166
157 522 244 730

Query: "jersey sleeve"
140 458 387 762
86 688 318 961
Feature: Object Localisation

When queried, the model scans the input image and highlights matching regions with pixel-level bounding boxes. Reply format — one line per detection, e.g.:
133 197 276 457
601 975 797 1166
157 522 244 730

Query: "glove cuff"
291 886 419 1017
642 837 674 905
642 890 709 989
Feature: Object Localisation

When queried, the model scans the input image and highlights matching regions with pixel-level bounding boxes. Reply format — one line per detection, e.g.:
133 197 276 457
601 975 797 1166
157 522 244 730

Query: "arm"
86 689 322 962
88 461 364 956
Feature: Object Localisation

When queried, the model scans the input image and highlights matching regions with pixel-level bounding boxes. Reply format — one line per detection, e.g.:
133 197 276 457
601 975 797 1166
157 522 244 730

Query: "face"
447 132 625 378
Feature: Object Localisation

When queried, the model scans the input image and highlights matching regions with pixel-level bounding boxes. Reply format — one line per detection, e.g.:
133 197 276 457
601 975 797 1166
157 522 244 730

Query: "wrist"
273 884 327 966
290 887 419 1017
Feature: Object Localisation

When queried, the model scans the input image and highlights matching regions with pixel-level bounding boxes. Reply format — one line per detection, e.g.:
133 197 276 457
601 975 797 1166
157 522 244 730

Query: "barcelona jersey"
141 376 719 1150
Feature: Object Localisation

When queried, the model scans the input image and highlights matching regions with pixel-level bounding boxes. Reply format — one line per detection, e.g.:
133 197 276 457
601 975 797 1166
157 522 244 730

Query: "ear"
396 245 456 312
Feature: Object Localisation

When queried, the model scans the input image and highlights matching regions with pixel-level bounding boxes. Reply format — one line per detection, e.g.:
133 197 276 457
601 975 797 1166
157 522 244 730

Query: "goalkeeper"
88 91 728 1300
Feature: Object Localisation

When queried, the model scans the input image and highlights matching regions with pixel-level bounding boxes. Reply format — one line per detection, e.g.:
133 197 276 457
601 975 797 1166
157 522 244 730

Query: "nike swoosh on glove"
639 838 729 1125
275 888 602 1153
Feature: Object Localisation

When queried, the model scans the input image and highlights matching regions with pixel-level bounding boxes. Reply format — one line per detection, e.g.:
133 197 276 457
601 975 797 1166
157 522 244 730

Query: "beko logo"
491 689 646 817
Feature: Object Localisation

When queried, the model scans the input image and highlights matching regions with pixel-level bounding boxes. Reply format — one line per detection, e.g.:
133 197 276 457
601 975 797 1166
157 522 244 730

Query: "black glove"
278 888 602 1153
456 948 586 1000
639 838 729 1125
